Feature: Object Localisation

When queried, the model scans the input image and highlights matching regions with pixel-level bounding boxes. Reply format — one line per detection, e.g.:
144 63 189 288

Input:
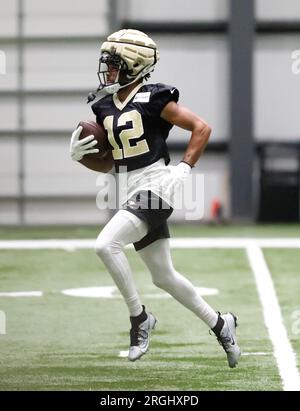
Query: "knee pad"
95 238 123 258
152 270 175 290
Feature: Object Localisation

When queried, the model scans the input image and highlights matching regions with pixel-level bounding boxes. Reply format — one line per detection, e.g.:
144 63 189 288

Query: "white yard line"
1 237 300 250
246 243 300 391
0 291 43 297
171 238 300 249
0 239 95 250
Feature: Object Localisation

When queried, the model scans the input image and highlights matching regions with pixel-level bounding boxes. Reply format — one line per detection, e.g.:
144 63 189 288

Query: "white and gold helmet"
98 29 159 94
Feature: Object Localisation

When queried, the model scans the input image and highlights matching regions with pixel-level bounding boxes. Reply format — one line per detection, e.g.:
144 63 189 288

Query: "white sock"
95 210 148 317
138 239 218 329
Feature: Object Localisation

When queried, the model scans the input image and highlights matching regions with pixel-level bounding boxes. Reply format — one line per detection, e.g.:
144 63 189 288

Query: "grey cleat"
128 309 157 362
217 312 241 368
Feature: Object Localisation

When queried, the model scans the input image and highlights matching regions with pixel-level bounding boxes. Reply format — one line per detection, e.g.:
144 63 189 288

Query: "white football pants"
95 209 218 328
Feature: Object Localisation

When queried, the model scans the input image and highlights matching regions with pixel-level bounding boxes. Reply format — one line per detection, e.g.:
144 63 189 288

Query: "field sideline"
0 225 299 391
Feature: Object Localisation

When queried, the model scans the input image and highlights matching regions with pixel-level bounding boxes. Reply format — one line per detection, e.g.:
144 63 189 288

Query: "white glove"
70 126 99 161
161 162 192 195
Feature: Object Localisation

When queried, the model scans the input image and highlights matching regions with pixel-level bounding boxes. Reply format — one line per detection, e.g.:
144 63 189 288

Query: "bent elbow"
205 124 212 138
199 122 212 142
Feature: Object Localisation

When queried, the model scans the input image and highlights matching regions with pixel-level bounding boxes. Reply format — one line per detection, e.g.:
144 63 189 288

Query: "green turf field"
0 223 300 239
0 225 299 391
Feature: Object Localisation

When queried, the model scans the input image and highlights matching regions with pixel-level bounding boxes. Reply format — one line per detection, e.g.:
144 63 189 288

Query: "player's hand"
161 162 192 195
70 126 99 161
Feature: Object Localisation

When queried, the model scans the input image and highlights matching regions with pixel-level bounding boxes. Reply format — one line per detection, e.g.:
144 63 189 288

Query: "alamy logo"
0 310 6 335
95 170 205 221
291 50 300 75
0 50 6 75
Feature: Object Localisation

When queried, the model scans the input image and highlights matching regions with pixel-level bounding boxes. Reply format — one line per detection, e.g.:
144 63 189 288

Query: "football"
77 120 109 159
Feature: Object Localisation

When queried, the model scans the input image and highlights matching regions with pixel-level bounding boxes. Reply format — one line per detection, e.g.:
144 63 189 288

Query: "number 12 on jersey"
103 110 150 159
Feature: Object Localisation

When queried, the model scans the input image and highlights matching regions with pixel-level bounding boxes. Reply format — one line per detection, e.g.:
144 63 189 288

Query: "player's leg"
138 238 241 367
138 238 218 327
95 209 147 316
95 209 156 361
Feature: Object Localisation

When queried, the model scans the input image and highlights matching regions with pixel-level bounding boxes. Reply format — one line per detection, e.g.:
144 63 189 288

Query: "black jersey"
91 83 179 172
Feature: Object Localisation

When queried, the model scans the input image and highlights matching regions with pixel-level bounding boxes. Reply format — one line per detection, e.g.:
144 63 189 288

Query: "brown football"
77 120 109 159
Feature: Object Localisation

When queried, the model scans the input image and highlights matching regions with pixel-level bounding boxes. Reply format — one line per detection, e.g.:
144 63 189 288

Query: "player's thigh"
97 209 148 247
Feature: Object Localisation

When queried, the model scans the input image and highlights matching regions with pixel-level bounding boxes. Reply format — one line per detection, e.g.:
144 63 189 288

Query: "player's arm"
161 101 211 167
79 150 114 173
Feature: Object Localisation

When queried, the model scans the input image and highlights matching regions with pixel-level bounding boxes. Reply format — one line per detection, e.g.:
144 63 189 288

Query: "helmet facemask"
97 52 126 94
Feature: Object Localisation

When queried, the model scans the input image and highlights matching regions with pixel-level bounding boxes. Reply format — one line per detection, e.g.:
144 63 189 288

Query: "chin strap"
87 64 155 103
86 87 108 104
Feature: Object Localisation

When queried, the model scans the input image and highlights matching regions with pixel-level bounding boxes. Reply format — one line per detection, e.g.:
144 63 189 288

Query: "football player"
70 29 241 367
